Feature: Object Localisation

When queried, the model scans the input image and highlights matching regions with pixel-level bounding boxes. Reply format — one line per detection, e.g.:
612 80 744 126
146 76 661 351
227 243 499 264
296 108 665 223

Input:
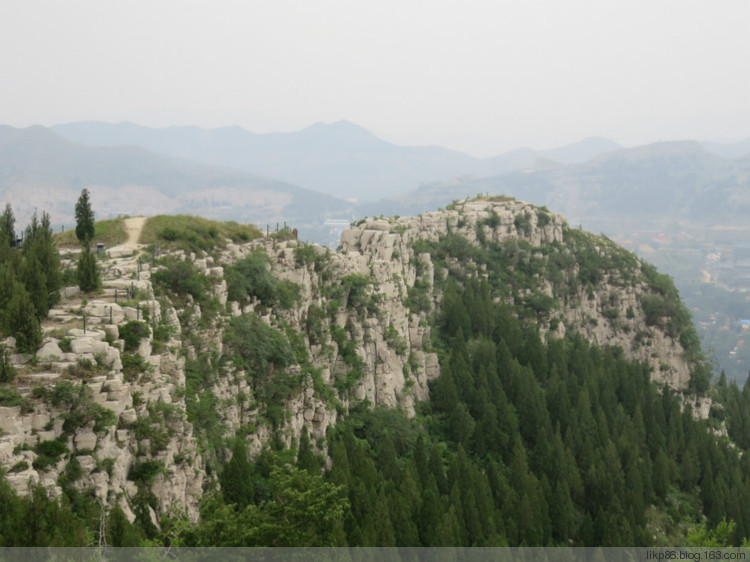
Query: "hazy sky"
1 0 748 156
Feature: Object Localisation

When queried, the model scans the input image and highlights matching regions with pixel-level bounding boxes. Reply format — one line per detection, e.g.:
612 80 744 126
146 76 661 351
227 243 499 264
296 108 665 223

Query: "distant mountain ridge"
366 140 750 227
52 121 625 201
9 121 750 241
0 125 352 237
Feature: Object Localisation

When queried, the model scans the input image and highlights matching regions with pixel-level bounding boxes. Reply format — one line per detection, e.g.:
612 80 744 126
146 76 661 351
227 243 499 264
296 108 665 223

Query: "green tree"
221 440 255 509
194 466 348 546
23 211 62 308
74 188 95 244
687 518 736 546
6 283 42 353
106 505 142 547
223 313 294 390
0 203 15 247
77 244 100 292
297 426 318 474
19 255 48 319
0 345 15 383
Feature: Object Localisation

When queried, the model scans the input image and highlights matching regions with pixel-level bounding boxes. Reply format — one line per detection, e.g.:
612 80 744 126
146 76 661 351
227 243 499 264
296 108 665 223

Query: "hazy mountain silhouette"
362 141 750 226
52 121 623 202
0 125 352 234
700 138 750 159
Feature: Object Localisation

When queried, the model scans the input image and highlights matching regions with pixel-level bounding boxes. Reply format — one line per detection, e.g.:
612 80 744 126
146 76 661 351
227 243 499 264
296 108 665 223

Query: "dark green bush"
34 439 69 470
342 274 370 310
226 250 301 309
0 385 31 411
122 351 151 382
224 313 294 385
128 460 165 484
305 305 326 345
152 258 212 303
119 321 150 352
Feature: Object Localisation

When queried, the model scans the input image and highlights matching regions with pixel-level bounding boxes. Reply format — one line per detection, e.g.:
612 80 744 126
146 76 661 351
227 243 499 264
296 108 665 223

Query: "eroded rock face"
339 198 692 389
0 197 708 521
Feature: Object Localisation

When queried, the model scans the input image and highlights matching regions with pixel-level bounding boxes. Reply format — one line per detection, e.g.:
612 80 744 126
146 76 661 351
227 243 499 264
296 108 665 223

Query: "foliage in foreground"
0 208 61 352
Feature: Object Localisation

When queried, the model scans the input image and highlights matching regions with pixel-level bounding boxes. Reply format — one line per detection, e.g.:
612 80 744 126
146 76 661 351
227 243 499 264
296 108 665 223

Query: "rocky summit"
0 197 714 532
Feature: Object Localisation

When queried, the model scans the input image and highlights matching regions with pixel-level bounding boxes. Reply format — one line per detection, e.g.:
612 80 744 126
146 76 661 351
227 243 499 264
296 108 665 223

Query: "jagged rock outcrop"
0 196 710 522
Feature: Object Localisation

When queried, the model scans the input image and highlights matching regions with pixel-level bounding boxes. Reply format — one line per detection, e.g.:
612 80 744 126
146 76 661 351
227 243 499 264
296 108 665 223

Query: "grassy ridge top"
140 215 263 253
54 217 128 248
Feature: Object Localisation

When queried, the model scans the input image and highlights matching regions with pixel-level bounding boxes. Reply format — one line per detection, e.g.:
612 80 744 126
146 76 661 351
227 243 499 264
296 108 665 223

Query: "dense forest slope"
0 198 746 546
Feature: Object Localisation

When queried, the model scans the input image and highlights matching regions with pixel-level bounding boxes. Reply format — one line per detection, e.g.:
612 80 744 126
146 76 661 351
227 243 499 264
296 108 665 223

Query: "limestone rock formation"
0 196 711 523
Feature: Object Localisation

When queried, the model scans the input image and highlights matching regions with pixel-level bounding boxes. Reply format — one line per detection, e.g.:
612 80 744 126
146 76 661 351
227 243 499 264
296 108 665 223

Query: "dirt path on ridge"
123 216 148 249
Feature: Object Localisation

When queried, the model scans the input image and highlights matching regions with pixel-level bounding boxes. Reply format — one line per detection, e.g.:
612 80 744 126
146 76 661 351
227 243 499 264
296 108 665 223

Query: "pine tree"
23 211 62 308
297 426 318 473
74 188 95 244
0 203 15 247
19 255 48 319
106 505 142 547
77 244 100 292
221 440 255 509
6 283 42 353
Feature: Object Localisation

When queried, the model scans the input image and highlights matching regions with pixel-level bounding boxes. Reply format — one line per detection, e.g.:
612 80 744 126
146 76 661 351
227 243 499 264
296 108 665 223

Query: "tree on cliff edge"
75 189 100 292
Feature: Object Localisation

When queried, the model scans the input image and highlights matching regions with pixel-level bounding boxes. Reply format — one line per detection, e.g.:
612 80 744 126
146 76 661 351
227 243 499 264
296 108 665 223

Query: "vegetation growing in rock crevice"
225 250 300 310
49 381 116 434
223 312 298 427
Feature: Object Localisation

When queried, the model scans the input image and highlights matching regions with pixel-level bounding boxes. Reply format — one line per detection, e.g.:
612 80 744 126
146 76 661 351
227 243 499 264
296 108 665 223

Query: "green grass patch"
140 215 262 254
54 217 128 248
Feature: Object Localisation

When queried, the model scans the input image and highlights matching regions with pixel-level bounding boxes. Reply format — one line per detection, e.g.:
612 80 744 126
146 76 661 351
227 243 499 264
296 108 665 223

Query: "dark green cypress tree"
77 244 100 292
7 282 42 353
652 448 670 500
550 478 575 543
19 255 47 319
25 211 62 308
297 426 317 473
0 260 17 336
376 434 400 483
433 505 462 546
449 402 475 447
106 505 142 546
428 443 446 495
75 188 95 244
221 440 255 509
0 203 15 247
373 488 396 546
389 493 419 545
414 434 429 486
418 476 442 545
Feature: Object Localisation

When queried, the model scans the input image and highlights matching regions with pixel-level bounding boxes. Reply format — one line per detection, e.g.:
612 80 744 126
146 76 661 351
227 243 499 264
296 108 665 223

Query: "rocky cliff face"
0 197 710 523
